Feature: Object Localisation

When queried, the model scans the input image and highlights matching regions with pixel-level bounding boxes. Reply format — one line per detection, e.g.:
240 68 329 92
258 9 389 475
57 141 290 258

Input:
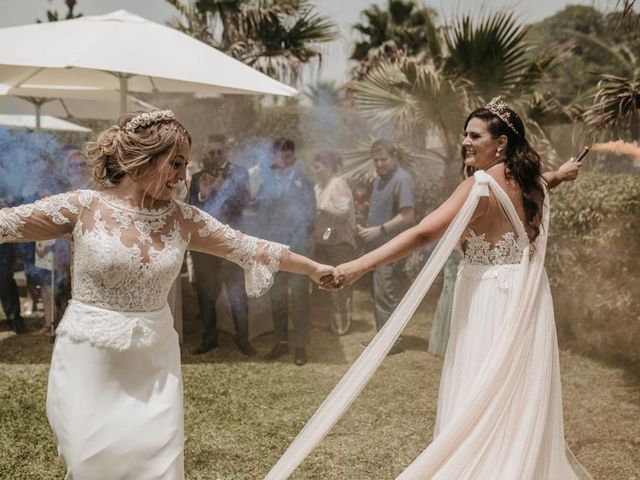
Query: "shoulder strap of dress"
473 170 528 239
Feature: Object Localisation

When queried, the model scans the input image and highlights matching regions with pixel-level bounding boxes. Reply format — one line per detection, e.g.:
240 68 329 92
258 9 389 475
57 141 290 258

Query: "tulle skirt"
430 263 587 479
46 303 184 480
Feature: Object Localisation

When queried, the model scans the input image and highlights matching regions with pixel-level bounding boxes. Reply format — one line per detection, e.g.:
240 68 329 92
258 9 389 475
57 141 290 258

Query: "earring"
495 149 502 157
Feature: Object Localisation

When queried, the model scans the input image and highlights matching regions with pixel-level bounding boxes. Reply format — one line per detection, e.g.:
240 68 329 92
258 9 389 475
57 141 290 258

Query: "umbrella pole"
118 74 131 116
23 97 53 131
35 102 41 130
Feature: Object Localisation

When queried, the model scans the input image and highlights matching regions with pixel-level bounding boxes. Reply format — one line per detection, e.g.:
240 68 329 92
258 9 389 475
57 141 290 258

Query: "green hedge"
547 172 640 368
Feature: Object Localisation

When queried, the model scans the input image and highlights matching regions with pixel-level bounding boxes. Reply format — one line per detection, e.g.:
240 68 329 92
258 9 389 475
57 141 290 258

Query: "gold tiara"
124 110 176 133
485 97 519 136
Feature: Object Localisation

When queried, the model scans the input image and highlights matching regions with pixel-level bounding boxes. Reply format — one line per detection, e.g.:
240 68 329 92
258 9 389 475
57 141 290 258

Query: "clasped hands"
314 259 366 291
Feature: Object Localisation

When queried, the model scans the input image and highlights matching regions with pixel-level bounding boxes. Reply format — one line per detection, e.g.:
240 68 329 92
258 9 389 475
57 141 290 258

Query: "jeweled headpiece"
124 110 176 133
485 97 519 136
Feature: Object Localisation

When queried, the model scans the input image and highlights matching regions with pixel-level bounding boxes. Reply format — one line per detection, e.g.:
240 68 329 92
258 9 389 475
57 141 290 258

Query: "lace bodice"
0 190 288 312
461 229 528 266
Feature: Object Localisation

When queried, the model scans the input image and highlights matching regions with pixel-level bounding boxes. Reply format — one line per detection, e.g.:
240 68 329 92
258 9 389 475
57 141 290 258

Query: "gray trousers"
270 272 310 347
371 261 405 331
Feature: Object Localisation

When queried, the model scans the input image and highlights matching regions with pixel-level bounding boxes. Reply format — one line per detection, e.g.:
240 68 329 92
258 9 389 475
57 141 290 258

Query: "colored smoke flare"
591 140 640 161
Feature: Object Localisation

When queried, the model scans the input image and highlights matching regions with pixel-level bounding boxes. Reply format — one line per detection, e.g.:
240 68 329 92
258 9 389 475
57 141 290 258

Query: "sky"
0 0 630 86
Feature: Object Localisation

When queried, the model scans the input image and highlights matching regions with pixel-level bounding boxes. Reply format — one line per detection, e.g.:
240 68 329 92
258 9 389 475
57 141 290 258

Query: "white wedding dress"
0 189 288 479
266 171 590 479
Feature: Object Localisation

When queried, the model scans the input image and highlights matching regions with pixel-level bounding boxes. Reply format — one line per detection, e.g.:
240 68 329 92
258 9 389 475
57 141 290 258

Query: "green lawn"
0 284 638 479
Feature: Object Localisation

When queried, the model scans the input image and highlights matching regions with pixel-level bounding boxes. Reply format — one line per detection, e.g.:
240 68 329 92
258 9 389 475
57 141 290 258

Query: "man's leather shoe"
264 342 289 360
235 338 256 357
13 320 28 335
294 347 307 366
194 338 218 354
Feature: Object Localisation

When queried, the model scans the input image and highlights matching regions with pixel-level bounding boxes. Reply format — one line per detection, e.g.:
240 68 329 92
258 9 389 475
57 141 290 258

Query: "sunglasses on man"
207 148 226 157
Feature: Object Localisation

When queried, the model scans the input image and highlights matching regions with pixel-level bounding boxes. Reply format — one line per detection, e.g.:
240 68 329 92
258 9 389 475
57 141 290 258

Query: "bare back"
461 165 541 264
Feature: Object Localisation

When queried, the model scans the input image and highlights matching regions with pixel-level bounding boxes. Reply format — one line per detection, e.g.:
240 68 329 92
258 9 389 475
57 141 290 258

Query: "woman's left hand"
558 157 582 182
309 262 339 287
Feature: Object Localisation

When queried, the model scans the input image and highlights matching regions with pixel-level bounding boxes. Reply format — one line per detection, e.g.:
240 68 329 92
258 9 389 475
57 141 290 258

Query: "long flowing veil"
265 171 590 479
264 172 493 479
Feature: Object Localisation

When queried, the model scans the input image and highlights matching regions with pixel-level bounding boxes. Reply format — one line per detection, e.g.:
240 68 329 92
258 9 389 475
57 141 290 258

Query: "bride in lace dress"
265 99 591 479
0 111 334 479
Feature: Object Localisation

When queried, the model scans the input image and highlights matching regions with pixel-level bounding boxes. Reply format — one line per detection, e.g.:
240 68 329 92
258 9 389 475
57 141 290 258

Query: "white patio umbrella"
0 92 155 123
0 9 298 117
0 114 91 132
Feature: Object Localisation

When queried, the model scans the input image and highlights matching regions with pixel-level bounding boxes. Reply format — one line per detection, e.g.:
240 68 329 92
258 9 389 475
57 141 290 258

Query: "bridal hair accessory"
485 97 520 136
125 110 176 133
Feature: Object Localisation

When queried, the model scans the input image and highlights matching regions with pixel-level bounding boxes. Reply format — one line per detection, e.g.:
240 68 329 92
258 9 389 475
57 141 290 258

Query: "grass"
0 283 638 479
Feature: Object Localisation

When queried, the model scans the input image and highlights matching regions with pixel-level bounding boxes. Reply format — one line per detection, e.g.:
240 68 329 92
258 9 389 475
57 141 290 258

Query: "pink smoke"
591 141 640 163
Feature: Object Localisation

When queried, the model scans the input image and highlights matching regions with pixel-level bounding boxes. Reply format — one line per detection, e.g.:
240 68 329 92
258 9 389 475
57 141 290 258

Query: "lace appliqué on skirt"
56 301 175 351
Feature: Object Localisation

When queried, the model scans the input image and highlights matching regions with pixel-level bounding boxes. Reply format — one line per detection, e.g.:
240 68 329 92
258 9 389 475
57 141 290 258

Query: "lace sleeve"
0 191 89 244
179 203 289 297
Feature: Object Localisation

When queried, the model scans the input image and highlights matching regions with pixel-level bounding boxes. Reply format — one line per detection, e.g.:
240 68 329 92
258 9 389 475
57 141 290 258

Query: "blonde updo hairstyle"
86 111 191 187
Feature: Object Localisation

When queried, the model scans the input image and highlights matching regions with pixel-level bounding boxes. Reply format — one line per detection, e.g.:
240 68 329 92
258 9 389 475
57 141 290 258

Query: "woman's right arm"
0 191 84 244
181 203 335 296
335 177 483 286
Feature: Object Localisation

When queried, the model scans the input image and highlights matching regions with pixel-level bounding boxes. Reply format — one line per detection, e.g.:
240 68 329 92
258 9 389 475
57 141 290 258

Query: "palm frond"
444 11 535 98
350 57 473 150
350 0 442 70
165 0 212 43
583 74 640 139
229 1 337 83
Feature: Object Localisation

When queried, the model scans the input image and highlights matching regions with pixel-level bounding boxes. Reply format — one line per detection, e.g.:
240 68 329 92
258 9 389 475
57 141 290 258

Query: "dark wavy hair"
462 106 545 240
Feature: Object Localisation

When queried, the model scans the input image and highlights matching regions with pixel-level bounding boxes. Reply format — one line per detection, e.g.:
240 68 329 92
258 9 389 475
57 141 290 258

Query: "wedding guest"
0 191 26 334
189 133 255 356
311 151 356 335
255 138 316 366
358 139 415 355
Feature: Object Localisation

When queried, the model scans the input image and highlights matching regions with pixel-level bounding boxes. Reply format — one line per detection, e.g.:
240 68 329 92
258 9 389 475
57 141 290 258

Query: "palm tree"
349 11 560 191
166 0 337 84
166 0 211 42
443 13 555 99
228 2 337 85
584 75 640 140
565 31 640 141
38 0 82 23
351 0 441 78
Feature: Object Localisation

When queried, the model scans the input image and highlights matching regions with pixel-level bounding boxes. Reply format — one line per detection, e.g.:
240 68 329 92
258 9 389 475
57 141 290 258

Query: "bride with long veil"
265 98 591 479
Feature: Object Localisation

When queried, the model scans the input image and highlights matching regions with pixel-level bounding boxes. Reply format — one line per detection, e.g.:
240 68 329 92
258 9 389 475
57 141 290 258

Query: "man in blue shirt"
254 138 316 366
359 139 415 354
189 134 254 356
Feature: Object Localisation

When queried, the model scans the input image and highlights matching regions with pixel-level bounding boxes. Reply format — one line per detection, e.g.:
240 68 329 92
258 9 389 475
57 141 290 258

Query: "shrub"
547 172 640 369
